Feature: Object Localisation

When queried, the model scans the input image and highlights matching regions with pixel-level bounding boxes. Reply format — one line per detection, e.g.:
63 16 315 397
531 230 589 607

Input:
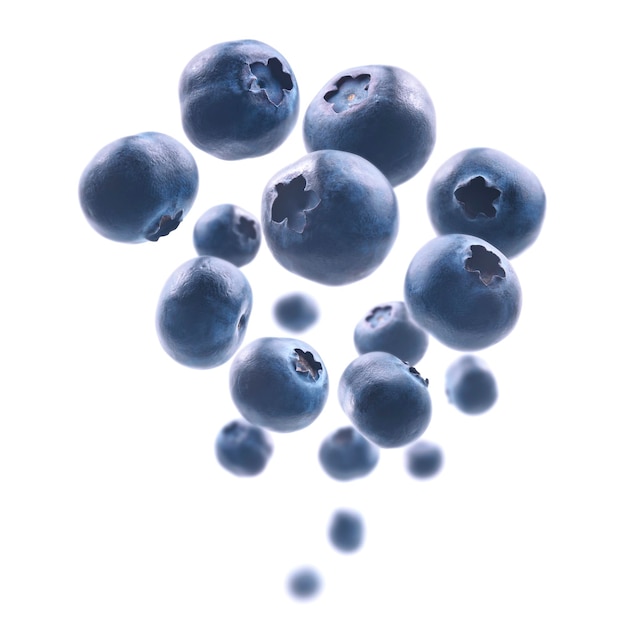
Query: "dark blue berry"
338 351 432 448
445 354 498 414
318 426 379 481
261 149 398 285
328 509 364 553
427 147 546 258
193 203 261 267
273 292 320 332
229 337 328 433
179 39 299 160
155 256 252 369
353 300 429 365
79 132 199 243
404 234 522 351
405 440 443 479
287 567 321 600
215 419 273 477
303 65 436 186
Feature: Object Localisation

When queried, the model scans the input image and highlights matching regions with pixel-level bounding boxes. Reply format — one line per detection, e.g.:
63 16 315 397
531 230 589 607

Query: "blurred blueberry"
273 292 320 332
215 420 273 477
405 440 443 479
287 567 322 600
445 354 498 414
318 426 379 481
328 509 364 553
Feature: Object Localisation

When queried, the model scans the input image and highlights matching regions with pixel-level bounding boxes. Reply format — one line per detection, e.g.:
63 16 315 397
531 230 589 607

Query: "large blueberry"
318 426 379 481
445 354 498 414
215 419 273 477
303 65 436 186
155 256 252 369
427 147 546 257
261 150 398 285
404 234 522 351
273 292 320 333
405 440 444 479
79 132 199 243
179 39 299 160
338 351 432 448
353 300 429 365
229 337 329 433
328 509 364 553
193 203 261 267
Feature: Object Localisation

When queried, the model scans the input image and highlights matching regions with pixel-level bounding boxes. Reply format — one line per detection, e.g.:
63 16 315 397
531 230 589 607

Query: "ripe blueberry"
193 203 261 267
79 132 199 243
318 426 380 481
215 419 273 477
261 149 398 285
353 300 429 365
427 147 546 257
328 509 364 553
445 354 498 414
287 567 321 600
404 234 522 351
273 292 320 333
179 39 299 160
229 337 329 433
155 256 252 369
303 65 436 186
338 351 432 448
405 440 444 479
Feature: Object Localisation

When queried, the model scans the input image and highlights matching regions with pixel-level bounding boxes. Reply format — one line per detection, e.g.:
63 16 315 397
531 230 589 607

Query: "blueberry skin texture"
262 150 399 286
405 440 443 479
328 509 364 553
338 351 432 448
445 354 498 414
287 567 321 600
79 132 199 243
229 337 329 433
427 147 546 258
215 419 273 477
155 256 252 369
193 203 261 267
404 234 522 351
179 39 299 160
318 426 380 481
303 65 436 186
354 300 429 365
273 292 320 332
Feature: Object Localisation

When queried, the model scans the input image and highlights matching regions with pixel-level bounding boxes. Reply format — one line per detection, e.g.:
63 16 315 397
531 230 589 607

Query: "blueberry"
353 300 429 365
229 337 329 433
338 351 432 448
287 567 321 600
427 147 546 257
318 426 379 481
445 354 498 414
273 292 320 333
155 256 252 369
404 234 522 351
79 132 199 243
215 419 273 477
405 440 444 479
261 150 398 285
303 65 436 186
193 203 261 267
179 39 299 160
328 509 364 553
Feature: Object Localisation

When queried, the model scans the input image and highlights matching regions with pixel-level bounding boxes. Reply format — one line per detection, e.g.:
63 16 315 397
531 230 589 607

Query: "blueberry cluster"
78 37 545 602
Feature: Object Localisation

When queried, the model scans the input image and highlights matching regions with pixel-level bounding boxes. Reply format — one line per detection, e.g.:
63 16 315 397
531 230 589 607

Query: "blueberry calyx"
249 57 293 106
294 348 322 381
271 175 320 233
146 209 184 241
408 366 429 387
365 305 392 328
464 244 506 286
454 176 501 219
324 74 371 113
236 215 257 241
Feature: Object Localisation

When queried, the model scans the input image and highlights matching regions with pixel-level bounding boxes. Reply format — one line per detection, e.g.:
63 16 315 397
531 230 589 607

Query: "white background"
2 2 625 624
